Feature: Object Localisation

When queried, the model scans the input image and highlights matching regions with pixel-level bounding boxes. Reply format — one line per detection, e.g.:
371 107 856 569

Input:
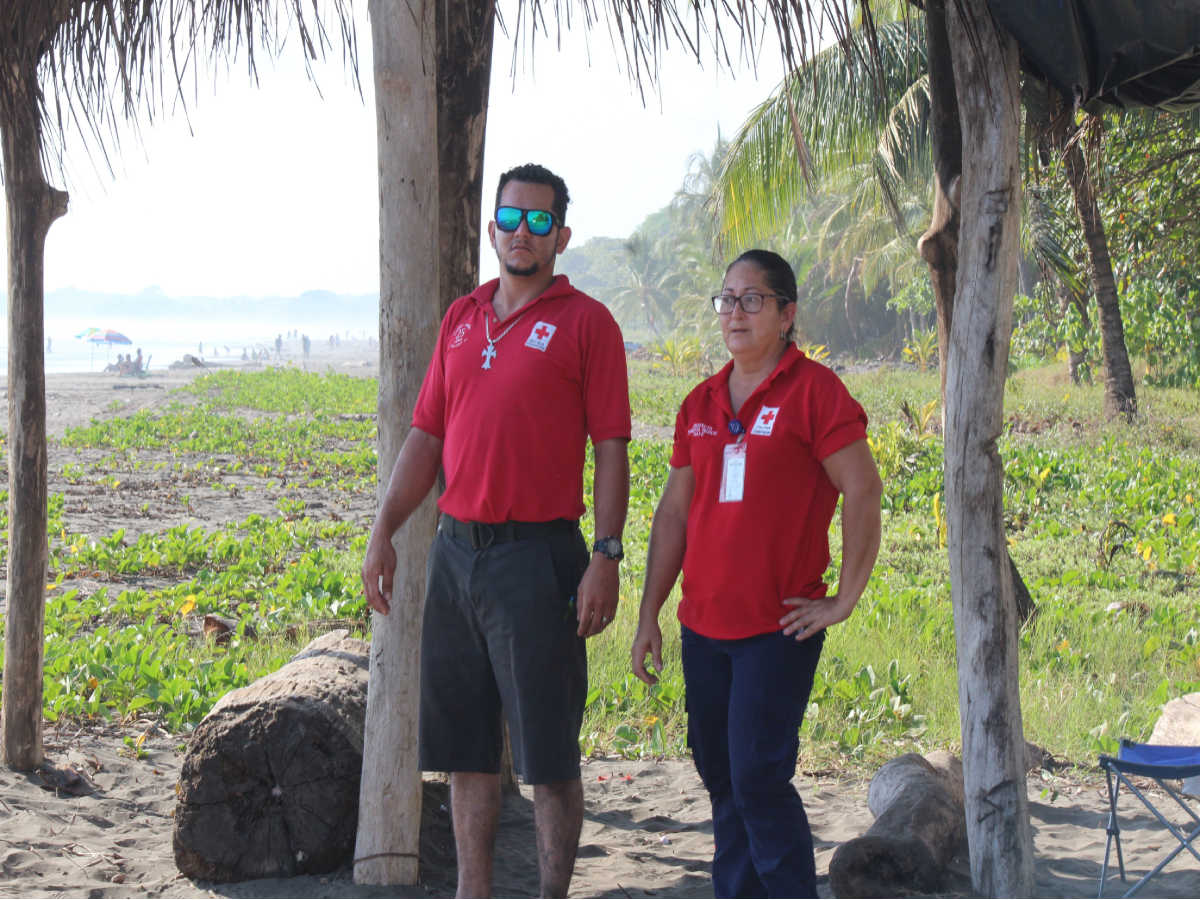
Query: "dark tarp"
988 0 1200 112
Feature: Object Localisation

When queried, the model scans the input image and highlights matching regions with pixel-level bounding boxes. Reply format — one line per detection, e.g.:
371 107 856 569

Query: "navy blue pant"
682 624 825 899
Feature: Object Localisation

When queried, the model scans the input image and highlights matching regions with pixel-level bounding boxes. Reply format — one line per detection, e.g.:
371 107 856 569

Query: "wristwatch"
592 536 624 561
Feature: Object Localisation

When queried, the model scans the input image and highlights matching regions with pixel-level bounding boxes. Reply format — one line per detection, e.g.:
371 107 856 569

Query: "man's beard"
504 259 540 277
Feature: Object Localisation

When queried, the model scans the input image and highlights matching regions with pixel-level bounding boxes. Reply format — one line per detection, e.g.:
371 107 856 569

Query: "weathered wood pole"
432 0 525 793
918 0 1034 626
436 0 494 311
944 1 1035 895
1 58 68 771
354 0 441 885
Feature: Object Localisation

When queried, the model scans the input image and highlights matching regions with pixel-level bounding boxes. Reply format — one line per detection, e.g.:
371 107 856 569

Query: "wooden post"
436 0 494 308
432 0 520 793
354 0 440 885
944 2 1035 895
1 61 68 771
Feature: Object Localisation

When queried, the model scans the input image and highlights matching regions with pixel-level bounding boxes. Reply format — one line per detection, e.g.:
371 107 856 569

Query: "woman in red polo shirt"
631 249 882 898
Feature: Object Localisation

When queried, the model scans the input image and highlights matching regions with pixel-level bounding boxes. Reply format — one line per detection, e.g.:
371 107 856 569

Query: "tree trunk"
844 256 863 347
354 0 440 885
1059 283 1092 384
1050 102 1137 420
944 3 1035 896
828 752 967 897
0 62 68 772
437 0 493 307
920 0 1034 626
174 632 370 881
433 0 519 796
917 0 962 413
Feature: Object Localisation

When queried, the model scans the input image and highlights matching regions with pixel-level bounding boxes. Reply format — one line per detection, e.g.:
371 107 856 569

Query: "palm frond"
1023 185 1085 298
711 15 927 250
0 1 356 176
506 1 870 99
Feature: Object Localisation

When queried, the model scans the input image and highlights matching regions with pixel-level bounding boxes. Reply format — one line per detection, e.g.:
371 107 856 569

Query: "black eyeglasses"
495 206 557 236
711 292 786 314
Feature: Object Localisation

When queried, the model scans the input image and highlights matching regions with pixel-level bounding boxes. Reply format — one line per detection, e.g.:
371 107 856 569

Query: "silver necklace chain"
481 307 529 370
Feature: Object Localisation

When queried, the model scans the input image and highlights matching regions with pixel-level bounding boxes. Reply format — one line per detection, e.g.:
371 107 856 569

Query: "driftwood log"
828 752 967 898
173 630 369 881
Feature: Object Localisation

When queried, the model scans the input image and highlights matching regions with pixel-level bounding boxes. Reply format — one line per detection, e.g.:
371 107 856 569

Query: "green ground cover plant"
1 364 1197 773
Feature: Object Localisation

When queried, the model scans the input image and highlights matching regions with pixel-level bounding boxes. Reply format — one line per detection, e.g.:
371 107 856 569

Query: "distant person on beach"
361 162 630 898
134 348 143 373
632 249 882 898
275 334 282 358
301 334 310 357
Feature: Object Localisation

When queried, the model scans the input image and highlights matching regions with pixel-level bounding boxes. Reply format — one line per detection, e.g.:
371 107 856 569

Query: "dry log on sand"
828 751 966 898
173 630 369 881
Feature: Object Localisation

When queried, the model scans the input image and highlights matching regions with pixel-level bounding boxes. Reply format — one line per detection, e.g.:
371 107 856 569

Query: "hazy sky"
31 6 787 299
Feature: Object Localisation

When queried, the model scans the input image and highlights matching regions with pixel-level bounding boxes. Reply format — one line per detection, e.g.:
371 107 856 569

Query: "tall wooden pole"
944 1 1035 895
354 0 440 884
1 59 68 771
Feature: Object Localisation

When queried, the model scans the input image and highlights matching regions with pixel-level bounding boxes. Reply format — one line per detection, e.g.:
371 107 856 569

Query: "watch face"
595 538 623 559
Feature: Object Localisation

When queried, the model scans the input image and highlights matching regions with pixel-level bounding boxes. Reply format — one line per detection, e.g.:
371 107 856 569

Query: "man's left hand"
575 556 619 638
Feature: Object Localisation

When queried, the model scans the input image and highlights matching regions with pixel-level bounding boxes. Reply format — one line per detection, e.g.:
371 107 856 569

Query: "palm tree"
610 232 680 340
0 1 353 772
1044 97 1138 419
712 8 1144 422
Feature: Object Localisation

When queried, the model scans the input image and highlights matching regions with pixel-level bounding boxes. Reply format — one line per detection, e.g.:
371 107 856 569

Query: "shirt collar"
706 343 806 415
470 274 573 319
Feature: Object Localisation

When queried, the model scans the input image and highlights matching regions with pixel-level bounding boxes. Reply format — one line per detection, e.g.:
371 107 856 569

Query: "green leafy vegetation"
1 367 1197 774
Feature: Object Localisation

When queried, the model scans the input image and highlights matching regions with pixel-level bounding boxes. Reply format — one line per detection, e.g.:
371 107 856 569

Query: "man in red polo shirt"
362 163 631 897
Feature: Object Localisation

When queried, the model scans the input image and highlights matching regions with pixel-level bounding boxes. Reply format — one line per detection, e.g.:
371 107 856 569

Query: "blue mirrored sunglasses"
495 206 556 236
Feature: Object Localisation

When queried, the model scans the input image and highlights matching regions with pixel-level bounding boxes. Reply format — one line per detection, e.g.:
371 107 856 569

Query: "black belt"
440 513 578 550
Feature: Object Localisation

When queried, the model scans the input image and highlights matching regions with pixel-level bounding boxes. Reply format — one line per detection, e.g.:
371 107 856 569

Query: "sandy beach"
6 719 1199 898
1 360 1199 897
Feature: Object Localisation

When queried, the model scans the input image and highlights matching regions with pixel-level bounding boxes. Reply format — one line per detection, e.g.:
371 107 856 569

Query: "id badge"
719 442 747 503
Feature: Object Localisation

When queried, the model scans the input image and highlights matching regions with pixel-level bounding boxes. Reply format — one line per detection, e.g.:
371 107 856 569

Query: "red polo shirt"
412 275 631 523
670 345 868 639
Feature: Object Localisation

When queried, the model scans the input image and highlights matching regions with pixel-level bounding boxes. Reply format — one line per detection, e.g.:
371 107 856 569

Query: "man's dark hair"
496 163 570 226
728 249 798 342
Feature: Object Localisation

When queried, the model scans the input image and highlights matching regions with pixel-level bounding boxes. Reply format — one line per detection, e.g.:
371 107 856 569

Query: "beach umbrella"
75 327 131 368
85 329 132 345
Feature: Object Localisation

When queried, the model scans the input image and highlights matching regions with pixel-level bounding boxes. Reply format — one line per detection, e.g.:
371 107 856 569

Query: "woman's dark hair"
727 249 798 342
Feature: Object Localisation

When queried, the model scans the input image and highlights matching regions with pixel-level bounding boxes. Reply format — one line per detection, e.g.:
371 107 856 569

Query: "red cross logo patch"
525 321 557 352
751 406 780 436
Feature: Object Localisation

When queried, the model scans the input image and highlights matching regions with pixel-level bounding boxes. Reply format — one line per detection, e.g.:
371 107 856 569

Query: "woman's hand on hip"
780 593 857 640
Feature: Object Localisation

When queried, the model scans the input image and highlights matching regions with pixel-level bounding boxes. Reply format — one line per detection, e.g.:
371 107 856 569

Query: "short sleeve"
582 304 632 443
808 366 868 461
411 314 452 439
670 401 692 468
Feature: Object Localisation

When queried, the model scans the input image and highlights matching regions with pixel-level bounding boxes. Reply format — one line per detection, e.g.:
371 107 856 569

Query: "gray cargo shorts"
418 514 589 784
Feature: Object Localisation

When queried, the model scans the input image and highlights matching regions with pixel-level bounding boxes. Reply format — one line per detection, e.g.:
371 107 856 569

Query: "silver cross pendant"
481 342 497 369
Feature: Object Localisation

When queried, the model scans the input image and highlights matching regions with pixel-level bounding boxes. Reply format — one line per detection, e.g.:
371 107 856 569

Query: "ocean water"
7 313 375 376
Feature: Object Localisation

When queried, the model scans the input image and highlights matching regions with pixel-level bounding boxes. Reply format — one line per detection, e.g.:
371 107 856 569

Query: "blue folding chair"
1098 739 1200 897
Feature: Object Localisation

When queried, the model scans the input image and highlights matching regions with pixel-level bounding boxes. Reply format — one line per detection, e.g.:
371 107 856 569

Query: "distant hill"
30 287 379 325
